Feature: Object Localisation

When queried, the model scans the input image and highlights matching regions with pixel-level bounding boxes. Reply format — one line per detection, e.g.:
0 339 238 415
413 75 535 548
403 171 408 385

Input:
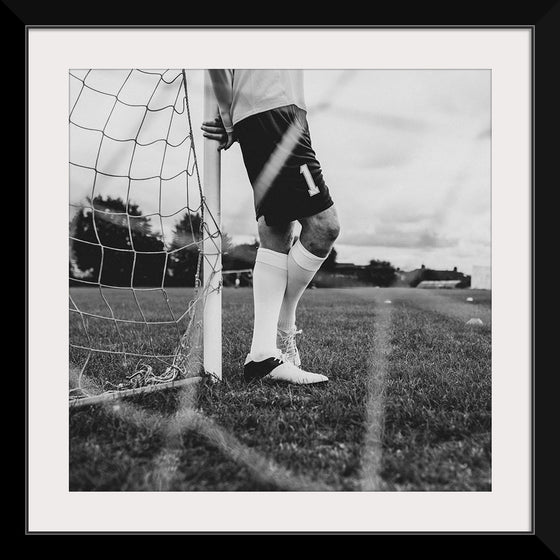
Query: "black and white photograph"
68 67 492 492
26 26 535 534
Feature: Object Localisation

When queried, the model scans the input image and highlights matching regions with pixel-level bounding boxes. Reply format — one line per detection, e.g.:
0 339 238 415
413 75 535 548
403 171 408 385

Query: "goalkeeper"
202 70 340 385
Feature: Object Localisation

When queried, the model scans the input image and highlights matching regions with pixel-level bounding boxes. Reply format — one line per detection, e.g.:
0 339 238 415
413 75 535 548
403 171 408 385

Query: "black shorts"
234 104 334 226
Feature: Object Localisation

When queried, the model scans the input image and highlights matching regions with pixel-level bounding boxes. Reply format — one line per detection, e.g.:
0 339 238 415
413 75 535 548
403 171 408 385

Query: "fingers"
218 135 236 151
201 123 234 151
201 119 227 144
201 124 225 134
202 129 226 138
202 121 227 142
202 132 224 142
201 117 223 127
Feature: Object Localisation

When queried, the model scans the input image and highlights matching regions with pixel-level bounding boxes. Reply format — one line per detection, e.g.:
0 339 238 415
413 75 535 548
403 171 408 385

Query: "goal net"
69 69 221 407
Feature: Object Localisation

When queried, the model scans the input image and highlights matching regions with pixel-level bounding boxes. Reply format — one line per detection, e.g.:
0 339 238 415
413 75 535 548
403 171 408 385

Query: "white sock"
278 239 327 332
249 248 288 361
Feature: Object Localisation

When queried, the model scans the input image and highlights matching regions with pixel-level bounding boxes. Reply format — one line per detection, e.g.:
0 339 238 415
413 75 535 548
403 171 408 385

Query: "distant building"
316 261 472 289
333 262 367 280
397 265 471 288
417 280 462 289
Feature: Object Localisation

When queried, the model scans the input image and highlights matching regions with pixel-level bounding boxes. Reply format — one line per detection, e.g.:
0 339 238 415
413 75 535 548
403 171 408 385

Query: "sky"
70 69 491 275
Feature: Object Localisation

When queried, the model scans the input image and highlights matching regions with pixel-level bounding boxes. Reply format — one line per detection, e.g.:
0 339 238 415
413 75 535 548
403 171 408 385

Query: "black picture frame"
17 3 552 548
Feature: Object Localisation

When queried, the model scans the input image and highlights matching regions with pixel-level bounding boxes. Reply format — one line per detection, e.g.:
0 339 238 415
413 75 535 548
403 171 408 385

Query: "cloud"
88 68 490 274
361 150 414 170
341 225 458 250
374 206 435 226
327 105 429 133
415 230 459 249
225 205 257 237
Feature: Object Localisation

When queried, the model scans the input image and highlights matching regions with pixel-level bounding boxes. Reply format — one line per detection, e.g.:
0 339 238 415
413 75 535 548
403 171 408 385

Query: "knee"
257 218 294 254
322 214 340 243
300 208 340 256
315 210 340 246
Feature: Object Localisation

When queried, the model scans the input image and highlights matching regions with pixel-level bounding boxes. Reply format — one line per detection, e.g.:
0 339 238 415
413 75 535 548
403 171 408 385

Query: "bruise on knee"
299 207 340 256
257 217 295 254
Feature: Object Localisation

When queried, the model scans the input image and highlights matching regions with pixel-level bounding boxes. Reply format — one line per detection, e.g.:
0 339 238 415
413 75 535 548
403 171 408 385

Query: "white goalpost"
69 69 222 406
202 72 222 381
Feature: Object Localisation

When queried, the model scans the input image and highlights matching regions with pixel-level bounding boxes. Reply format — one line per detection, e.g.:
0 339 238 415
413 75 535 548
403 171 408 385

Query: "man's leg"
248 218 293 362
278 205 340 337
244 216 329 384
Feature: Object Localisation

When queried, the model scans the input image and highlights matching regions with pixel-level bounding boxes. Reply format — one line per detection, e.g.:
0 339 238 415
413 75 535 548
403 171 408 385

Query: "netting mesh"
69 69 220 405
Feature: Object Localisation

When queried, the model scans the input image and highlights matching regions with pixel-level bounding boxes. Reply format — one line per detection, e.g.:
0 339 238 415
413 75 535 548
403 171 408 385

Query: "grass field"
69 286 491 491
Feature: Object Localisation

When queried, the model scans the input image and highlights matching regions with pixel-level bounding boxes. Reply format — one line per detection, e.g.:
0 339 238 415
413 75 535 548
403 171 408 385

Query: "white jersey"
207 69 307 133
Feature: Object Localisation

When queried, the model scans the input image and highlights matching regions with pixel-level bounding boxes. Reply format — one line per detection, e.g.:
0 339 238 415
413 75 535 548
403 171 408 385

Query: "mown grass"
69 287 201 391
69 287 491 491
381 293 491 490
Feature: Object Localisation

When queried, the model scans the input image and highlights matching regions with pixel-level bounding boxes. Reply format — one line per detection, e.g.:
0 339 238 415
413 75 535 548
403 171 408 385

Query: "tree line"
70 196 211 287
70 196 397 288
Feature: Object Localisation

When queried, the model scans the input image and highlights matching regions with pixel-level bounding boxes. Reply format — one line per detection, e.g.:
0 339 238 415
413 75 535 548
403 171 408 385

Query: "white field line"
150 380 199 491
359 298 392 491
150 449 182 491
99 382 333 492
172 405 333 491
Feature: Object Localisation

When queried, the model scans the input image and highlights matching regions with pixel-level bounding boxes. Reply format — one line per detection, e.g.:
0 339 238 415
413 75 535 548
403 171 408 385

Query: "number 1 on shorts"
300 164 320 196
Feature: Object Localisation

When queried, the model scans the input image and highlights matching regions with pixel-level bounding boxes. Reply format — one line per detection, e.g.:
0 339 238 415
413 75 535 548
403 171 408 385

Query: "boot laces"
279 328 302 360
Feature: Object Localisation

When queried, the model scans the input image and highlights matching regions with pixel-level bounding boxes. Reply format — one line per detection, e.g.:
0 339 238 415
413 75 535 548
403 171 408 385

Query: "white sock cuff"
290 239 326 272
256 248 288 270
